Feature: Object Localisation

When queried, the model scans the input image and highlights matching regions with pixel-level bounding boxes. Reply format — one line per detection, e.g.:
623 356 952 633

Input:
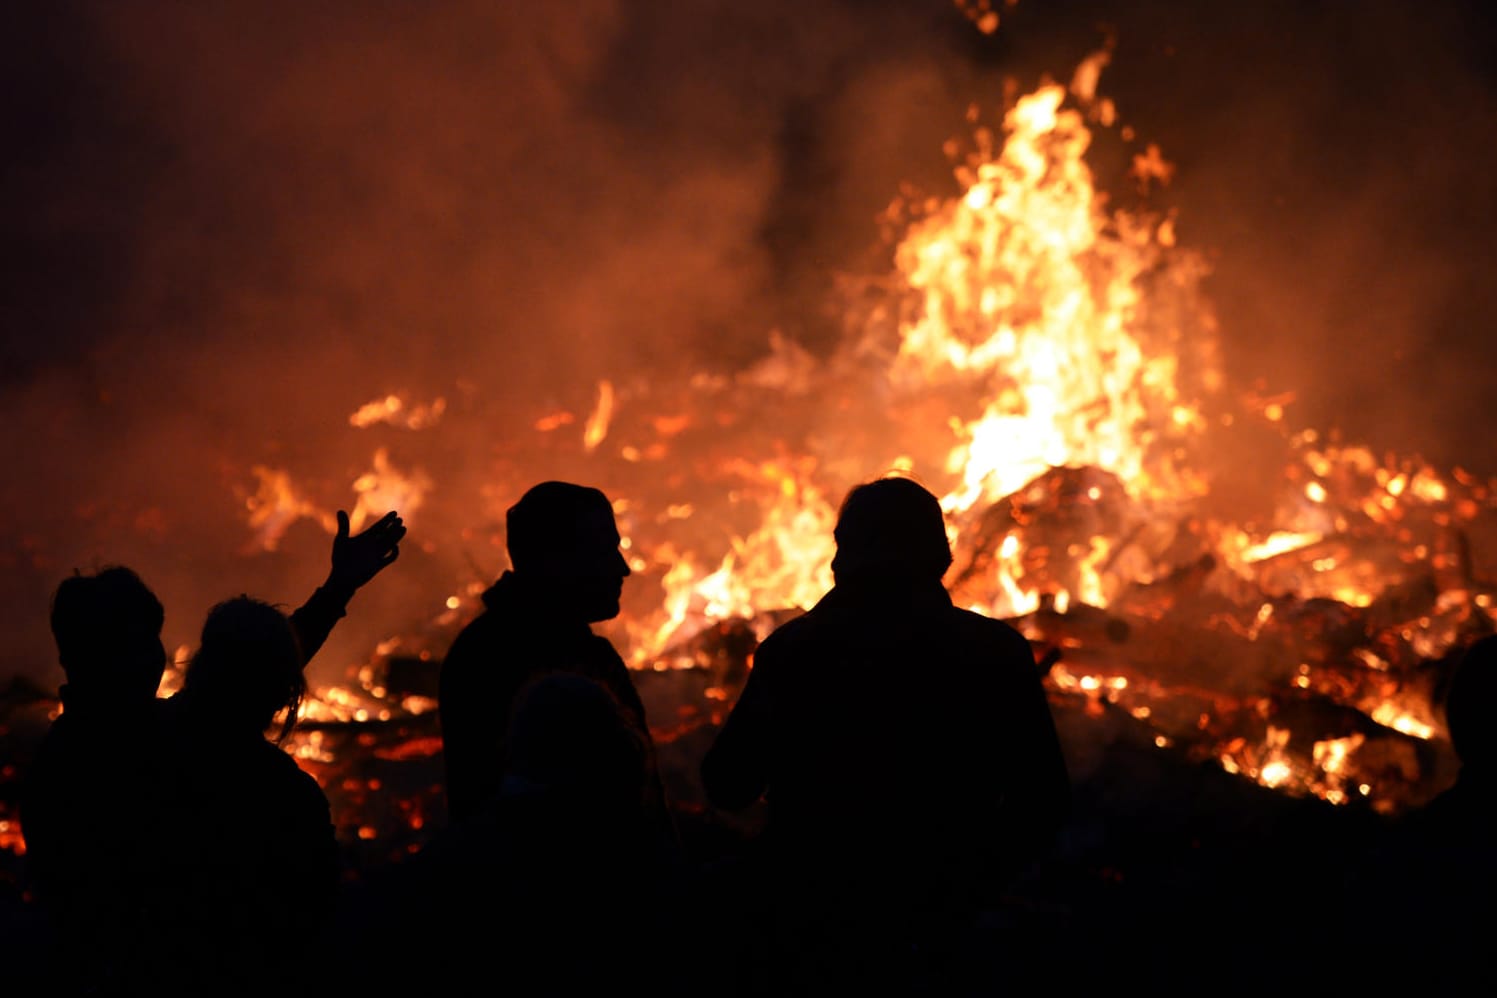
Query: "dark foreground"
0 666 1481 995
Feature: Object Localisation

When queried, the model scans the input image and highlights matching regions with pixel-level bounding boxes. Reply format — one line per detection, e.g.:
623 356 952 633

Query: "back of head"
1446 634 1497 773
183 596 305 742
50 566 166 700
505 673 648 807
831 476 953 586
506 481 614 573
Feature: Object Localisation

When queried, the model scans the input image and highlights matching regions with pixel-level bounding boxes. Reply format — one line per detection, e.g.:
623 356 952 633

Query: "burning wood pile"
3 58 1495 935
220 433 1496 865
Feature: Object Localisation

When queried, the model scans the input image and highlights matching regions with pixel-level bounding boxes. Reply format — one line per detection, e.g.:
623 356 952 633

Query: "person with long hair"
147 597 334 993
20 508 403 996
141 510 405 995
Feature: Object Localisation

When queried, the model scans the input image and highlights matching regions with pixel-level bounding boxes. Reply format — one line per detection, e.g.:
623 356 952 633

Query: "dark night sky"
2 0 1496 683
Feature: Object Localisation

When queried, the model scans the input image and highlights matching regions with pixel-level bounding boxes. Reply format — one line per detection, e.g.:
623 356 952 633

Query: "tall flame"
895 84 1205 515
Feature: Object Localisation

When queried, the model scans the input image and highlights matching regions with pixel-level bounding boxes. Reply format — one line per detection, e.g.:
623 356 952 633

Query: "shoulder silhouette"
1362 632 1497 991
438 481 658 825
149 596 339 995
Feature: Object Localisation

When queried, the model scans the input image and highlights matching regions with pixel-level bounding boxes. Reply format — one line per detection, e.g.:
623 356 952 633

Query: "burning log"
947 465 1137 610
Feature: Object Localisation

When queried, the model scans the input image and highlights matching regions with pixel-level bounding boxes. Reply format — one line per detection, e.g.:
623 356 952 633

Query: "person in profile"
700 475 1071 993
19 508 404 995
438 480 664 828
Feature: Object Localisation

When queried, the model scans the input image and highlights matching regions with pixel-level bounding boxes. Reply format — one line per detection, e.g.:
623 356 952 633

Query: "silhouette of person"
700 476 1071 993
1354 632 1497 992
19 508 404 996
429 673 687 994
146 596 339 995
18 566 169 995
438 481 664 827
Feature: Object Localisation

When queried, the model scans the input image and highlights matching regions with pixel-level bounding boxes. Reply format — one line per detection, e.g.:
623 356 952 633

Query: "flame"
24 45 1497 888
196 56 1497 831
626 458 837 664
583 380 615 453
891 83 1207 539
349 393 447 430
349 448 431 531
243 466 326 551
0 818 24 857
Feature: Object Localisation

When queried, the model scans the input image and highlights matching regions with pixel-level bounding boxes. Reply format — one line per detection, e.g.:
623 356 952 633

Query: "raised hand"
327 509 406 597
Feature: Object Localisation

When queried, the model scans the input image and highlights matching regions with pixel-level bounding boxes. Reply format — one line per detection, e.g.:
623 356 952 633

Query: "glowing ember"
349 394 447 431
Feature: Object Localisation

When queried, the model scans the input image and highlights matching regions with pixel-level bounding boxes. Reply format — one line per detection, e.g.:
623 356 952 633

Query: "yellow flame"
584 379 615 453
890 83 1202 527
350 448 431 531
244 466 323 551
349 393 446 430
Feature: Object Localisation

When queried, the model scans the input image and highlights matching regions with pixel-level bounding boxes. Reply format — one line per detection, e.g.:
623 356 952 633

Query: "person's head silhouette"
182 596 306 742
50 566 167 704
506 481 631 623
831 476 953 587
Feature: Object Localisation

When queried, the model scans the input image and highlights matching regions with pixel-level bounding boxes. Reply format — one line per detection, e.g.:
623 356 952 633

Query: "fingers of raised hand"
355 512 405 542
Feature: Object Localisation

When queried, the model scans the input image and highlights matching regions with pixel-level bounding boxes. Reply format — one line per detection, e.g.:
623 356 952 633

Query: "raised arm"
291 509 406 665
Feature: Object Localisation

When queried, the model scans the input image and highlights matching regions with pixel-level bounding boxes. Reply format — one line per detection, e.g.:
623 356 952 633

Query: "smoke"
3 1 1496 687
0 0 982 684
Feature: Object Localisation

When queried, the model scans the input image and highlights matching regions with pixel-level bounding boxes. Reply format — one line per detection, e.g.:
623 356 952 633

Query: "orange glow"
206 57 1497 821
583 379 615 453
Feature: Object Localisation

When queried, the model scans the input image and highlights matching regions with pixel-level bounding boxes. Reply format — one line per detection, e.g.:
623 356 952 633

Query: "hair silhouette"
49 565 166 699
831 475 953 584
183 596 306 743
506 480 616 573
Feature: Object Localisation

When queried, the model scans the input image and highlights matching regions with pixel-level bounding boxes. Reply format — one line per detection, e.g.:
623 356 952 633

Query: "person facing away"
18 565 169 995
146 596 338 994
338 667 687 996
147 509 404 995
438 481 660 826
700 476 1071 989
19 508 404 996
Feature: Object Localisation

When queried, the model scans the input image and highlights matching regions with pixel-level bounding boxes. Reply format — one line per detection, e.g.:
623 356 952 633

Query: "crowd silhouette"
20 509 405 995
13 476 1492 995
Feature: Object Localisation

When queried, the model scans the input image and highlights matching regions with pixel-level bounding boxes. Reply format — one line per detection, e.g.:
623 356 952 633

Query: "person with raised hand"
142 507 406 996
19 506 405 996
